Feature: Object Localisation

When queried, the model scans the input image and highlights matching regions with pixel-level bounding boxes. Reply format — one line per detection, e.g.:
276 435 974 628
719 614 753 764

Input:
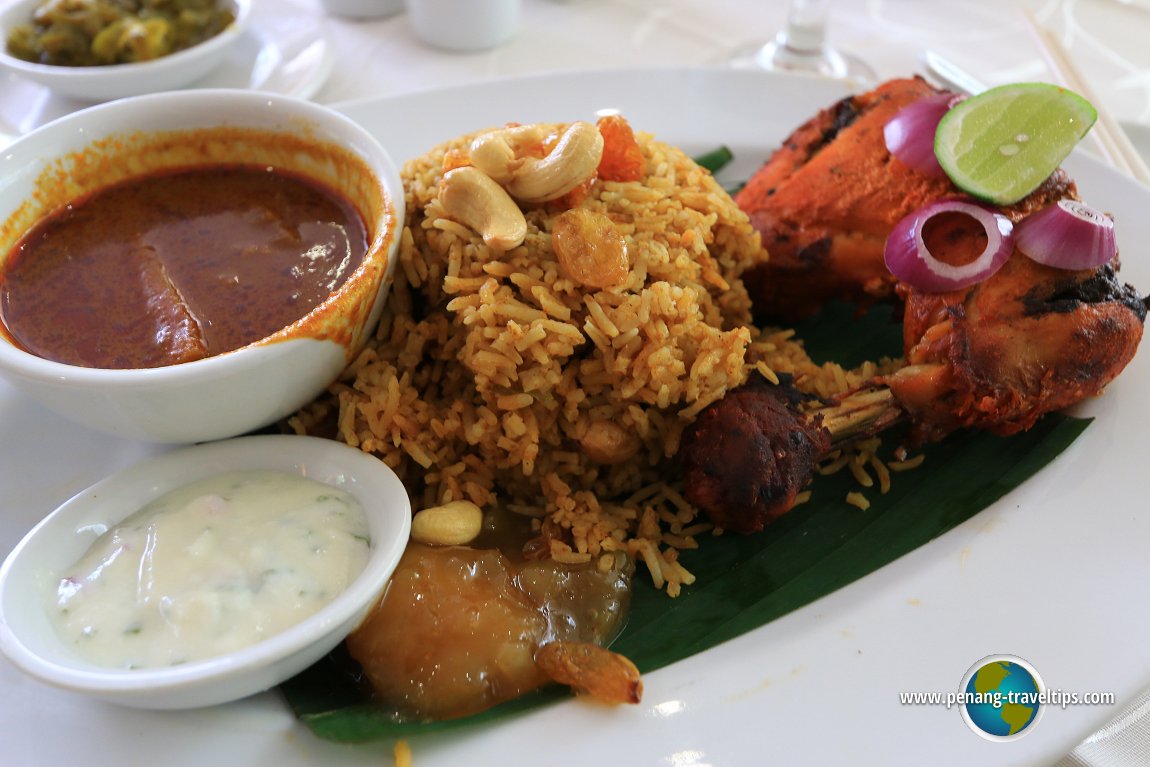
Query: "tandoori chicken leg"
680 77 1148 534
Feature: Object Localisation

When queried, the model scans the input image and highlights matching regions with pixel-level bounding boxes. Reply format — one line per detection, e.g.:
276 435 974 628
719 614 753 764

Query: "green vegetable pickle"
5 0 234 67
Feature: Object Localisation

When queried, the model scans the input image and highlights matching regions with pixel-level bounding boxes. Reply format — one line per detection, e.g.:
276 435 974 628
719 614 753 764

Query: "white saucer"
0 0 333 139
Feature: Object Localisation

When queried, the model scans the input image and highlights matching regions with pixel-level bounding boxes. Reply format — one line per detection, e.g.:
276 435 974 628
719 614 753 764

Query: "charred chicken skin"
888 254 1146 442
735 76 1075 321
680 376 902 534
680 77 1148 534
679 377 831 534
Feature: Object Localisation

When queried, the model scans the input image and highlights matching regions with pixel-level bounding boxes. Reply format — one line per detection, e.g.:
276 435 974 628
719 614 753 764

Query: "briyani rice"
290 120 899 596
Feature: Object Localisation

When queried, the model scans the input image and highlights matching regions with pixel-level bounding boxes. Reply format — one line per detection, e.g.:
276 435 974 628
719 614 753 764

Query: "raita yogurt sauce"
51 470 371 669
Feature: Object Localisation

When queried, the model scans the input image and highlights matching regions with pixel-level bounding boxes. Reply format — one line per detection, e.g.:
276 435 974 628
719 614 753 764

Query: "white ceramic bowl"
408 0 521 51
0 88 402 443
0 434 411 710
0 0 251 102
320 0 404 19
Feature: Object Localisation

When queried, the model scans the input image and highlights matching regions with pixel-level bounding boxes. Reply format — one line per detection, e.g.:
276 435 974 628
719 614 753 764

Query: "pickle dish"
0 88 403 443
0 434 411 710
0 0 251 102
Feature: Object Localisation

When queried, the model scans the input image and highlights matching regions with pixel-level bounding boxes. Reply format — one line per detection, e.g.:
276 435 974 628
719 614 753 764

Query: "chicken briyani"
289 116 891 598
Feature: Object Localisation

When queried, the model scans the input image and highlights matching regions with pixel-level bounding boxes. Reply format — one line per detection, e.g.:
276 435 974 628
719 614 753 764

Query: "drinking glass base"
722 39 877 87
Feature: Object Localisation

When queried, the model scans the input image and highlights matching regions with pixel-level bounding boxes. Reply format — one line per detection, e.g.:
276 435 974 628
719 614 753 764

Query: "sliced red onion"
1015 199 1117 270
883 92 961 179
884 200 1014 292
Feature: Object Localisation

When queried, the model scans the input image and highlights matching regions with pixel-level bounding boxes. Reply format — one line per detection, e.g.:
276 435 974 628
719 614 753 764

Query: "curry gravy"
0 165 368 369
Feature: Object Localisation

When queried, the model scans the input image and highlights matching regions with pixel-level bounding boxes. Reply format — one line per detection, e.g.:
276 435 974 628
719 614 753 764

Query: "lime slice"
934 82 1097 205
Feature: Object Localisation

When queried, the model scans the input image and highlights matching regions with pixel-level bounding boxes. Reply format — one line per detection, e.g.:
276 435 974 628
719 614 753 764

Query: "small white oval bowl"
0 0 251 102
0 434 411 710
0 88 402 444
320 0 404 19
408 0 521 52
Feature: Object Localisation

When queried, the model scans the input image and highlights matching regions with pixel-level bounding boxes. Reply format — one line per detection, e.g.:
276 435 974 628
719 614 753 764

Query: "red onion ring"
883 92 961 179
1015 199 1117 270
884 200 1015 292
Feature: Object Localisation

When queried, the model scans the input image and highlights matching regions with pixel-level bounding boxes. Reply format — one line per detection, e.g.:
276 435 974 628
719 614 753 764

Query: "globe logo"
959 654 1045 740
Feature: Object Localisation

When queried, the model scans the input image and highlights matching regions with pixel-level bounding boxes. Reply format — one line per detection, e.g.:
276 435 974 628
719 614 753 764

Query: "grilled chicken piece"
680 376 902 533
680 76 1149 533
886 255 1147 442
681 254 1147 532
735 76 1075 321
679 377 831 534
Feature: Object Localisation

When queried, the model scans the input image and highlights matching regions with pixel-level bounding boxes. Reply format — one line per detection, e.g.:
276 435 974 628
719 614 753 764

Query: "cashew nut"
439 166 527 251
579 419 640 464
410 500 485 546
469 124 547 185
505 121 605 204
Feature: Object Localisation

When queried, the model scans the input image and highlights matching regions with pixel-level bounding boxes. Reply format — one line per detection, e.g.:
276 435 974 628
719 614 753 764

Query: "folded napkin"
1055 689 1150 767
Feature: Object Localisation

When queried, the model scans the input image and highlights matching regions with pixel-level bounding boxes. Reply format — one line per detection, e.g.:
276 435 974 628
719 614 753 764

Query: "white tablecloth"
1 2 1147 764
4 0 1150 145
299 0 1150 131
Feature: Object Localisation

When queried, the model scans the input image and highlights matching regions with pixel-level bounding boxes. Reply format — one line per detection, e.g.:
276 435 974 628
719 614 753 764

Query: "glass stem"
719 0 876 86
778 0 830 55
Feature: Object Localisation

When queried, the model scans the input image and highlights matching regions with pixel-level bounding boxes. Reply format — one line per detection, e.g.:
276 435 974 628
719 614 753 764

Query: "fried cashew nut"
469 124 547 185
579 420 640 464
410 500 485 546
470 121 604 203
439 166 528 251
506 121 604 203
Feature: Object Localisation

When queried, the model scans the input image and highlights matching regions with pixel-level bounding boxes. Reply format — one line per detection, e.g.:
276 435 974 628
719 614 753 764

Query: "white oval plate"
2 67 1149 766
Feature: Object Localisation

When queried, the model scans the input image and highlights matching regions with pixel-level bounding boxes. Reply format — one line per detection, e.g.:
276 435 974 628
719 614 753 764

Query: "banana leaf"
278 302 1091 741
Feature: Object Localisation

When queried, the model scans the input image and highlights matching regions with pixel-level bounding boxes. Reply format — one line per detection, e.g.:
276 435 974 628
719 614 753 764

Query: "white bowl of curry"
0 88 403 443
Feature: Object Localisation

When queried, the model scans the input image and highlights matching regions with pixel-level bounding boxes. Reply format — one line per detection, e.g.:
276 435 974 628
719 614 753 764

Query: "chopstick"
922 50 987 96
1021 8 1150 185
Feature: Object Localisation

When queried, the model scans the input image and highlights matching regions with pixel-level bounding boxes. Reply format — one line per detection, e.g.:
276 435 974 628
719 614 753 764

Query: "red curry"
0 165 368 369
